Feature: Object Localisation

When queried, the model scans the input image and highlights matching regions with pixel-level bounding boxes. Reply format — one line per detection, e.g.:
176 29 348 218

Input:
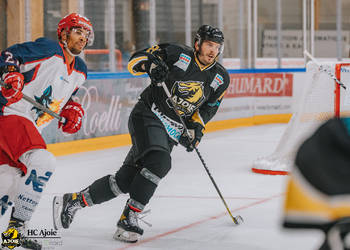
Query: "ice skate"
5 217 42 250
113 203 144 243
53 193 83 230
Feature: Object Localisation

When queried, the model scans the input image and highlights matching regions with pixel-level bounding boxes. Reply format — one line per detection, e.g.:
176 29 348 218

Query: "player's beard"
70 47 82 55
195 48 206 65
196 47 216 66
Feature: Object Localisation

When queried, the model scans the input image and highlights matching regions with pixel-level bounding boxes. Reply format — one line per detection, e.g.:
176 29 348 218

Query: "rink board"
47 113 292 156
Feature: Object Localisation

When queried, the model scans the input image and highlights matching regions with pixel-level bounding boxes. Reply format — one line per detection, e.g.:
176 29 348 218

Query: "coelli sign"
41 78 148 144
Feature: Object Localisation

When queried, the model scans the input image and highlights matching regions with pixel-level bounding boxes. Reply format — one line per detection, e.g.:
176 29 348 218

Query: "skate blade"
113 227 140 243
52 196 63 230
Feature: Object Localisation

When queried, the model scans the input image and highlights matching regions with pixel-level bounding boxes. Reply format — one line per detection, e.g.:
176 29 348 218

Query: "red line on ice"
116 193 284 250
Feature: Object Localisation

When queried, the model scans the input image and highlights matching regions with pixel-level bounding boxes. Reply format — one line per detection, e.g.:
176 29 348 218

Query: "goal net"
252 61 350 175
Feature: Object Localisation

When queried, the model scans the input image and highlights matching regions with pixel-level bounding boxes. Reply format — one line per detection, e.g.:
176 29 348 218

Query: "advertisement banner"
216 73 294 121
226 73 293 97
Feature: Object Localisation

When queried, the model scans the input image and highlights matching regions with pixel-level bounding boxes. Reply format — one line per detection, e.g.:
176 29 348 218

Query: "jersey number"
146 45 160 54
4 51 18 65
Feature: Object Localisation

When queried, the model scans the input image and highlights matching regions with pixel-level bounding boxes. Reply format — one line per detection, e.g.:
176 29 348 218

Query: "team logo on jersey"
32 86 64 127
210 74 224 91
168 81 205 116
174 53 191 71
1 227 21 249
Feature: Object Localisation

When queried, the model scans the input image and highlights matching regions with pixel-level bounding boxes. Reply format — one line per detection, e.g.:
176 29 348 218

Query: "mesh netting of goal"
252 61 350 175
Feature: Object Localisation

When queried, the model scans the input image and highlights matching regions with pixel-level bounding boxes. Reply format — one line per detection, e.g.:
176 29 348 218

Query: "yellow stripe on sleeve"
127 56 148 76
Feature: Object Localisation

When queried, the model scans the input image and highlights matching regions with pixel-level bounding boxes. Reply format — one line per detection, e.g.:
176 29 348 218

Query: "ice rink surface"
0 123 324 250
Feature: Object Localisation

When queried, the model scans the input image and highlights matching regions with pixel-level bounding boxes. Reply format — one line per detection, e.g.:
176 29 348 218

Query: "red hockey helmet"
57 13 94 46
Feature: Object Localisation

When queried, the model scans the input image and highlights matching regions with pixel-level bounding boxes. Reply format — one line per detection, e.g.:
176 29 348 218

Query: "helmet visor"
71 27 94 46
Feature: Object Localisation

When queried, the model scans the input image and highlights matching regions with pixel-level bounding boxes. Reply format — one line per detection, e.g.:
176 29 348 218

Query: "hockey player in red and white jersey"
0 13 93 250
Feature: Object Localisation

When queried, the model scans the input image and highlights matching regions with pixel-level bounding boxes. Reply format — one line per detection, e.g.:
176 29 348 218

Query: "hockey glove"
179 122 204 152
1 72 24 105
146 54 169 85
58 100 85 134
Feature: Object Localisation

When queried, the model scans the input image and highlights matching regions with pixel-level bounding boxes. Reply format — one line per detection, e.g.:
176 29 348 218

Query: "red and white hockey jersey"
0 37 87 132
0 38 87 173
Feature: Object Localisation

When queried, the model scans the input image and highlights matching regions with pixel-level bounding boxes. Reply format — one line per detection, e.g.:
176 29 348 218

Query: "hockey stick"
160 81 243 225
304 50 346 90
0 80 65 123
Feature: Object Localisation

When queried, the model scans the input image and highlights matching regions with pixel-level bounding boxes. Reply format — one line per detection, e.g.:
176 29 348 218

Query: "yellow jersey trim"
127 56 148 76
284 176 350 221
194 55 215 71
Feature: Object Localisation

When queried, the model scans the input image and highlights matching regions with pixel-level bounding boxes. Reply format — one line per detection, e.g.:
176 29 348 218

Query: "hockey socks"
81 175 122 205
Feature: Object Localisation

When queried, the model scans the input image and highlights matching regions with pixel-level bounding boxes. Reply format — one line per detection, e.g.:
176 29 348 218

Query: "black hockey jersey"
283 118 350 230
128 43 229 142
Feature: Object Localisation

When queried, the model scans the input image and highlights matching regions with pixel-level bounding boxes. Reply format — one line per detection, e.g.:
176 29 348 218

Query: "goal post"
252 61 350 175
335 63 350 117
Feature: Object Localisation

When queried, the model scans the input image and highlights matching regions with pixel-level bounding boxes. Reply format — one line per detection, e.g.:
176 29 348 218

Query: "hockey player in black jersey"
53 25 229 243
283 117 350 250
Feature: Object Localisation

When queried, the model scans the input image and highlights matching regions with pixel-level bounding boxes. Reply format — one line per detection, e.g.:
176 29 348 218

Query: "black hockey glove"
179 122 204 152
145 54 169 85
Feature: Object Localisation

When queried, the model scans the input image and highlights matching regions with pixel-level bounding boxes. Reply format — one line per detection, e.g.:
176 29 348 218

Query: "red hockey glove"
1 72 24 105
58 100 85 134
179 122 204 152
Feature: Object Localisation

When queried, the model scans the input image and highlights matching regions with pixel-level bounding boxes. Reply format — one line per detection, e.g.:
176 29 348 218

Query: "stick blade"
233 215 244 225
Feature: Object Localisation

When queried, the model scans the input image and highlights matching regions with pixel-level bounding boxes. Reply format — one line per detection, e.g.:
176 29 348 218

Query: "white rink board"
217 72 308 121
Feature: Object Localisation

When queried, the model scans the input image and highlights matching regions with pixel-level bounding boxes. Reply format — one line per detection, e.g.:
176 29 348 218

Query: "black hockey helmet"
194 25 224 53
